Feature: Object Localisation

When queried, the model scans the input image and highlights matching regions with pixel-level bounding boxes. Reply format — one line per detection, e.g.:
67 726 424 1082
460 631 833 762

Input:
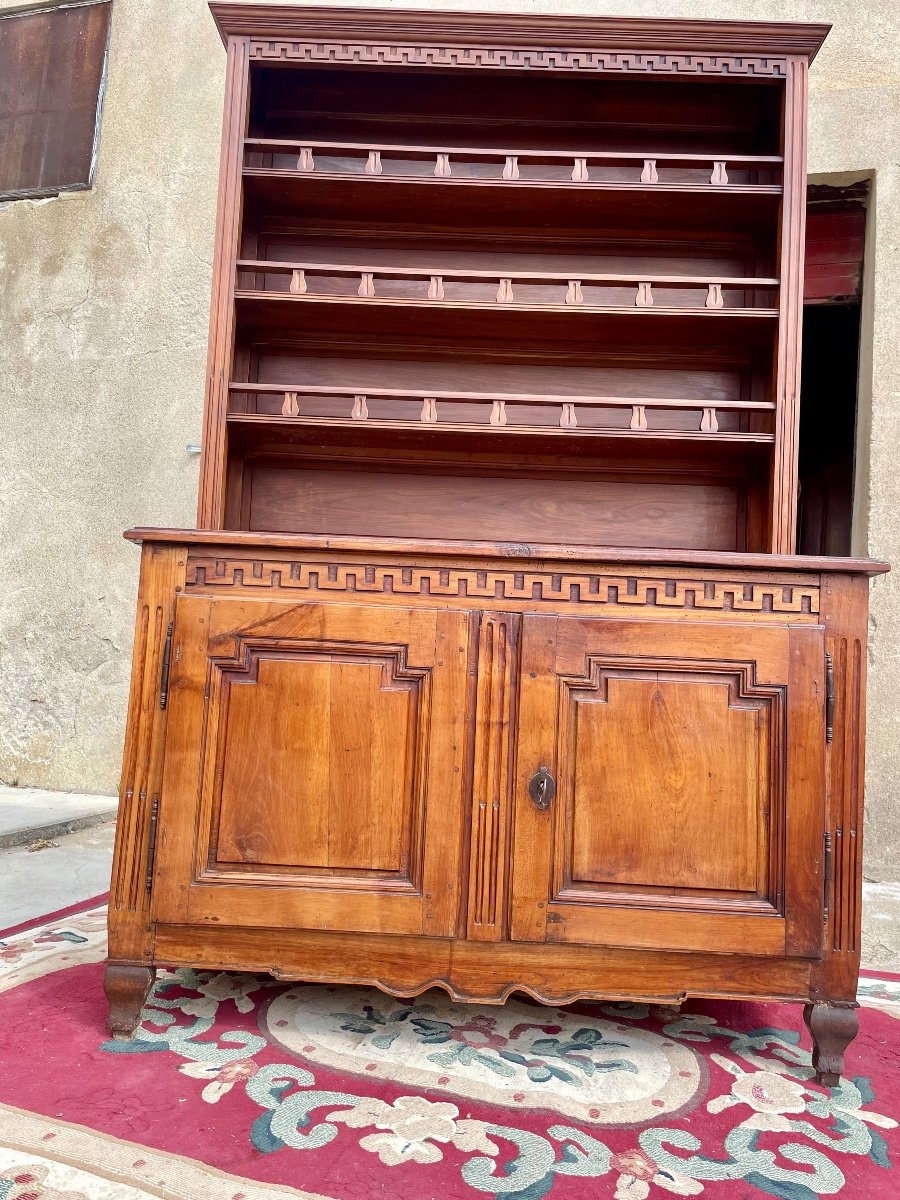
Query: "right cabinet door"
508 614 825 957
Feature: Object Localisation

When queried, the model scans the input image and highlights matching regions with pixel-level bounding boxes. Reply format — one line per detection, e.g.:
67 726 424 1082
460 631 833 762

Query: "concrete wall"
1 0 898 879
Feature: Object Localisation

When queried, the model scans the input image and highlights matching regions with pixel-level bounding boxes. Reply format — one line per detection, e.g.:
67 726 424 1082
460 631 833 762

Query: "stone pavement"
0 787 117 928
861 880 900 972
0 786 117 850
0 787 898 973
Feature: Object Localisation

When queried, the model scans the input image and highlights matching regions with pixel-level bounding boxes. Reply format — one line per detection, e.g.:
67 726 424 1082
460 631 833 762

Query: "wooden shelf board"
229 382 776 413
236 290 779 319
244 166 782 197
245 136 785 167
228 412 774 443
237 258 780 289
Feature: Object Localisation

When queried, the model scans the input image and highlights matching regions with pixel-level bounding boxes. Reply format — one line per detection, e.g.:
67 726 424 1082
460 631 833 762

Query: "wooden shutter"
0 1 111 199
804 194 867 304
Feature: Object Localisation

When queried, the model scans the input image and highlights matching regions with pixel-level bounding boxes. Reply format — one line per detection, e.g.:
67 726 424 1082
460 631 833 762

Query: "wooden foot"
803 1001 859 1086
104 962 156 1039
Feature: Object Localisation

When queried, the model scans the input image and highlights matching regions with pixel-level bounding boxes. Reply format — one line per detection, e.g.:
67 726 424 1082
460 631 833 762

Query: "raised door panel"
151 597 470 937
569 675 765 894
216 653 419 873
509 615 825 956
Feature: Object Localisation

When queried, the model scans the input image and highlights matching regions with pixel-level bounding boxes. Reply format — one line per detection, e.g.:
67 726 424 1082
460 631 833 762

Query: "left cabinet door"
150 596 470 937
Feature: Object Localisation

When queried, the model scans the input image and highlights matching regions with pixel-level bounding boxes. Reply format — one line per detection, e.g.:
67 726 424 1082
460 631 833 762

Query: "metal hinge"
159 621 174 709
823 831 833 926
145 794 160 893
824 650 835 743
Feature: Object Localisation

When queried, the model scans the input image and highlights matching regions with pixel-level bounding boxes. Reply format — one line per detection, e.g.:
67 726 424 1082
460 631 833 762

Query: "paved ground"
1 788 899 974
860 881 900 972
0 786 118 927
0 785 117 850
0 822 117 928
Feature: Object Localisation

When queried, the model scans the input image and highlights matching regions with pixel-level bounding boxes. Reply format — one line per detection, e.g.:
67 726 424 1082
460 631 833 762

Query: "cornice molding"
208 4 830 63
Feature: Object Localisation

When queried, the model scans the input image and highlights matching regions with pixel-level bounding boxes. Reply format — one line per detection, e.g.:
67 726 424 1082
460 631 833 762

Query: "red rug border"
0 892 109 940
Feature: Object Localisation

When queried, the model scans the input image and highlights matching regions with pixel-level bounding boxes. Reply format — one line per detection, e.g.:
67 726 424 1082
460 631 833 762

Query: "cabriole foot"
803 1000 859 1086
104 962 156 1039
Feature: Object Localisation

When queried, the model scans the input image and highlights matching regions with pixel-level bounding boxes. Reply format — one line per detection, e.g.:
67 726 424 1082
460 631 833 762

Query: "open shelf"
227 415 774 479
228 382 774 440
245 137 784 187
225 378 776 480
234 289 779 350
233 337 770 438
241 216 777 302
225 438 768 550
243 169 783 236
236 258 779 312
250 64 784 158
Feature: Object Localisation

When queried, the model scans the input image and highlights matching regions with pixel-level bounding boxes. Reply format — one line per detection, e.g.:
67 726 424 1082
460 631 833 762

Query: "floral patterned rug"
0 902 898 1200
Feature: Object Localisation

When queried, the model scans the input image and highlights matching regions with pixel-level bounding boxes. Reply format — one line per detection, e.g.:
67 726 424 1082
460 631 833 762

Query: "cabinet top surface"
125 528 888 577
208 4 830 61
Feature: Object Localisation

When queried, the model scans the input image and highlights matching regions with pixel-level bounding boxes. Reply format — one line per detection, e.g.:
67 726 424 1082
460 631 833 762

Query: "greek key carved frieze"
185 556 820 617
247 41 786 77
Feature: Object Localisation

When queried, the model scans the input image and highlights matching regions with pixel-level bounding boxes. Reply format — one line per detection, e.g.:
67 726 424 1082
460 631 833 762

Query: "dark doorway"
797 304 861 556
796 185 867 556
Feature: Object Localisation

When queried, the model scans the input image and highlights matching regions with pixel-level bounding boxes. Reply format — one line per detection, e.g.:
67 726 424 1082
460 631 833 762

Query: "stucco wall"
1 0 898 879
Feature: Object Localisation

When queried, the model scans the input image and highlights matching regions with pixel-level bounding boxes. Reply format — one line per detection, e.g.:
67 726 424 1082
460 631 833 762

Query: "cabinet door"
151 597 469 937
509 615 825 957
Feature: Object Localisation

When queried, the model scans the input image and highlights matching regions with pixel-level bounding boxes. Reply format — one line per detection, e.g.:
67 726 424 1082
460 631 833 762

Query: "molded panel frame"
508 614 826 957
150 595 471 938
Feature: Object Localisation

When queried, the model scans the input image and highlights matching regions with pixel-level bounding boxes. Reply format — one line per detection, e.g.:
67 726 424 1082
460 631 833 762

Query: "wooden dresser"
106 5 888 1086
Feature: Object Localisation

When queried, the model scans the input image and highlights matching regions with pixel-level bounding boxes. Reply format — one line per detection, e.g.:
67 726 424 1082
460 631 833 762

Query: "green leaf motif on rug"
744 1173 824 1200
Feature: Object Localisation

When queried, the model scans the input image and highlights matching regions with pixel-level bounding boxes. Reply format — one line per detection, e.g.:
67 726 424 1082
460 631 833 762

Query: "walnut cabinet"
106 5 888 1087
